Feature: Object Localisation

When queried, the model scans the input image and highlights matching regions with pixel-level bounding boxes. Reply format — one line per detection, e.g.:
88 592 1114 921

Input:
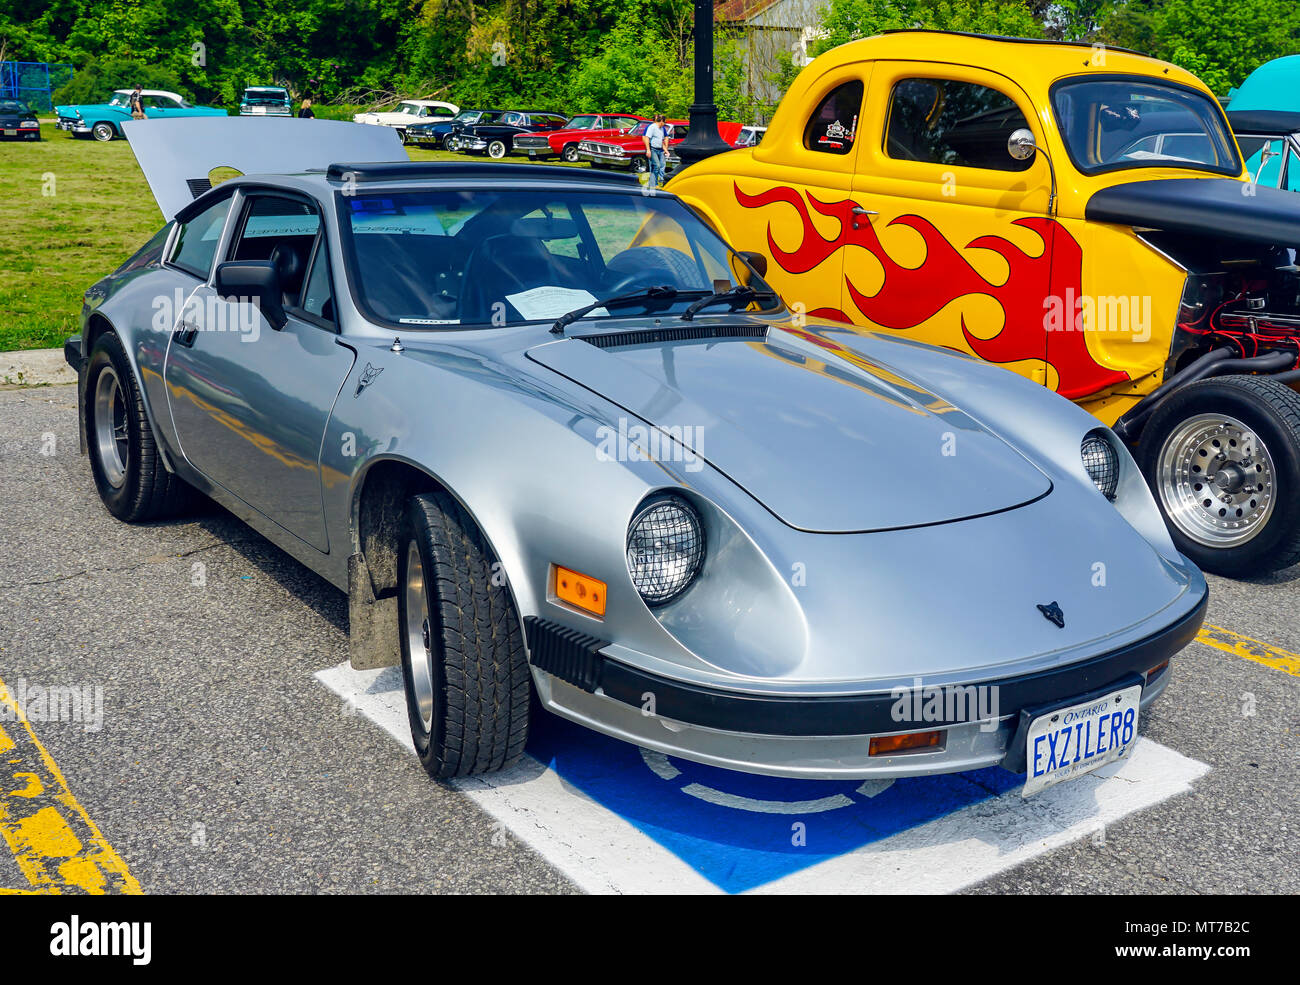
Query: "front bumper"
528 589 1207 779
56 118 88 133
578 149 632 167
458 138 488 152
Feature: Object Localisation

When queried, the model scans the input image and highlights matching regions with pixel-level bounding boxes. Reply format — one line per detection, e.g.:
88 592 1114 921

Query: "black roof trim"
1226 109 1300 135
875 29 1151 59
324 161 641 185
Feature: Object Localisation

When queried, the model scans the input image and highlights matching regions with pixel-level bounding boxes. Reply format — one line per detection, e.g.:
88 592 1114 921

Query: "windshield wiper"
550 285 692 334
679 284 777 321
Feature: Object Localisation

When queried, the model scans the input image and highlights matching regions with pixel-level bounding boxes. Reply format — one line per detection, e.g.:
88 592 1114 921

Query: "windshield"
1051 77 1240 176
0 100 32 114
398 103 420 115
339 188 781 328
109 93 130 107
454 111 482 123
566 115 600 130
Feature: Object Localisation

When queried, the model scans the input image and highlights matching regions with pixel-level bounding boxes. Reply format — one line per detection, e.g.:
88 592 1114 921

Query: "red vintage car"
577 120 743 172
513 113 648 163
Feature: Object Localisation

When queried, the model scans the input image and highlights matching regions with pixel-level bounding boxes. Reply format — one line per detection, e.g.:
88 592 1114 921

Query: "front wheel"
1139 374 1300 577
631 156 649 174
397 492 532 778
561 144 580 163
91 121 116 142
487 139 508 159
83 333 195 521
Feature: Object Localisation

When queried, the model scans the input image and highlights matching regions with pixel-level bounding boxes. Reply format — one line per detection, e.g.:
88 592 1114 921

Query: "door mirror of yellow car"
1008 128 1037 161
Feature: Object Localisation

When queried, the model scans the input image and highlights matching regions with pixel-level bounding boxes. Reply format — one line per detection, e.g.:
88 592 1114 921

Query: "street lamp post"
673 0 733 170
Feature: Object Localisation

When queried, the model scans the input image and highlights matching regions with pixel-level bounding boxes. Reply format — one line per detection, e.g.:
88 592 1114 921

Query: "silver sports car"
65 119 1207 794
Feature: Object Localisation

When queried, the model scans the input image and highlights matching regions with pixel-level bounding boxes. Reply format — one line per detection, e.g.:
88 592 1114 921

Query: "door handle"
173 321 198 347
850 205 877 229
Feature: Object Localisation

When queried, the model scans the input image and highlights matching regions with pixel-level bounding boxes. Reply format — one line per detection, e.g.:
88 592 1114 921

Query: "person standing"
298 97 315 119
643 113 668 189
129 84 145 120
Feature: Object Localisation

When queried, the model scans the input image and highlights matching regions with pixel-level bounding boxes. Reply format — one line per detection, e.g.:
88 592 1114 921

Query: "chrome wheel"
1157 412 1276 547
488 140 507 159
92 366 130 489
92 121 115 142
561 144 580 163
403 539 436 733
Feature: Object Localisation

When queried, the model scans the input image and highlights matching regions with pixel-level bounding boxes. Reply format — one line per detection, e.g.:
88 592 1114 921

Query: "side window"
170 196 232 278
885 78 1032 171
1286 148 1300 193
301 240 335 322
231 196 322 307
805 81 863 155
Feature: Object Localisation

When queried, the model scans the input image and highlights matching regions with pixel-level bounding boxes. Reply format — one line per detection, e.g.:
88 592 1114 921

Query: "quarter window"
805 81 863 155
885 78 1032 171
170 196 232 278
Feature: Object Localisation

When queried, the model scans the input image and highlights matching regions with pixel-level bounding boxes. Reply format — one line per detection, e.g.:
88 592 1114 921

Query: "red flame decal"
735 183 1128 400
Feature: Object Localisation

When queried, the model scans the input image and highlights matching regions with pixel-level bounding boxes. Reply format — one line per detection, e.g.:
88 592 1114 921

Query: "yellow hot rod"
670 30 1300 577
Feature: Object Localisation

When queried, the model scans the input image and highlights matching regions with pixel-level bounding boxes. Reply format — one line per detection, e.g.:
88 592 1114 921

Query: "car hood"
526 323 1053 533
1085 177 1300 245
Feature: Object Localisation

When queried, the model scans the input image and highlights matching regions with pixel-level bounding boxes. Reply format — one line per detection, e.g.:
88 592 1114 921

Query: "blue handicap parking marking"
527 713 1024 894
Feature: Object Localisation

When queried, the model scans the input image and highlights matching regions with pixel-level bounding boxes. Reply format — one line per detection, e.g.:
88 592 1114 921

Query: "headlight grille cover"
626 496 705 606
1081 432 1120 500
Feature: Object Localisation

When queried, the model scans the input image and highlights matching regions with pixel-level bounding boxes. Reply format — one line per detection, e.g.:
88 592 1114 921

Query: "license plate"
528 150 536 157
3 130 15 136
1023 683 1141 797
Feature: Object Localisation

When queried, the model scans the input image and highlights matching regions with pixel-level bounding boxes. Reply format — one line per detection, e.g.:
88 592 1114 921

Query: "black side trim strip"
595 592 1207 737
525 616 609 693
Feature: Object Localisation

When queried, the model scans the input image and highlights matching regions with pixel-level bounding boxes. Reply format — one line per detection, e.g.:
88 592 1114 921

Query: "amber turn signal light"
554 565 607 618
869 730 943 756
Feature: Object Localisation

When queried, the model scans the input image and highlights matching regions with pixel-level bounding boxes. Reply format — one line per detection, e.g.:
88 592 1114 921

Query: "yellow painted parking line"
1196 624 1300 678
0 676 141 894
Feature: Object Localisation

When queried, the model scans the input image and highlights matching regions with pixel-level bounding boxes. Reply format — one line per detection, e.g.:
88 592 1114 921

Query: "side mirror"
215 260 287 330
1008 128 1038 161
737 250 768 278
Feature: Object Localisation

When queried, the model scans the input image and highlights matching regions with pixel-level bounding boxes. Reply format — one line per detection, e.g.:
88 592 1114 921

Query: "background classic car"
239 86 292 116
353 99 459 142
669 31 1300 578
0 98 41 140
55 89 226 141
453 110 569 157
61 117 1206 789
406 108 505 148
512 113 647 162
578 120 742 172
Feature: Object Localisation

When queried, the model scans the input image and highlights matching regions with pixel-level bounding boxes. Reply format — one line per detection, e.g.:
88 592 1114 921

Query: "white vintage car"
352 100 459 142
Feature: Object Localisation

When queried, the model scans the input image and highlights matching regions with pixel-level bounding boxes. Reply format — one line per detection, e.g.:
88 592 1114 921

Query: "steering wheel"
601 266 675 295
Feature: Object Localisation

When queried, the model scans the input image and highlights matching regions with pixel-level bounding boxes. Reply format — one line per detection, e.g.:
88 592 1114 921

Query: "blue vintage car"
55 89 226 142
239 86 292 117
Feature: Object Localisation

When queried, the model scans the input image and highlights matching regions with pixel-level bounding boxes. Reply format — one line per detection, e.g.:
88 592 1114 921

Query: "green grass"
0 124 618 351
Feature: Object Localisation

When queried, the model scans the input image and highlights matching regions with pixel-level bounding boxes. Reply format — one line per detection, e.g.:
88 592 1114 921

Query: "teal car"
1223 57 1300 193
55 89 226 142
239 86 292 116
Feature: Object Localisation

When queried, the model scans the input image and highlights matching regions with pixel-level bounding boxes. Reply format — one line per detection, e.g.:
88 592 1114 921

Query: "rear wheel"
1139 374 1300 576
487 139 508 159
397 492 532 778
91 121 115 142
83 333 194 521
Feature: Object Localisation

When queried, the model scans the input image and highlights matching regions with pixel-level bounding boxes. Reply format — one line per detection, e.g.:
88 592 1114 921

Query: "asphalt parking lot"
1 382 1297 894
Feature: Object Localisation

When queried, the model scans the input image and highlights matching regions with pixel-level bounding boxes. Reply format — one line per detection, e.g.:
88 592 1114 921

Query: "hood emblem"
1037 601 1065 628
354 362 383 397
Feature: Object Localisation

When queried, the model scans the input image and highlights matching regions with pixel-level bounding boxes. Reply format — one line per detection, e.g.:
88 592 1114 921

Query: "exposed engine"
1153 236 1300 371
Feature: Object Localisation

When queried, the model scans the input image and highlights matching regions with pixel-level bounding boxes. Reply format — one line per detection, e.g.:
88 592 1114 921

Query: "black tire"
1138 374 1300 577
561 143 580 163
397 492 531 778
631 156 649 173
83 333 195 522
91 121 116 142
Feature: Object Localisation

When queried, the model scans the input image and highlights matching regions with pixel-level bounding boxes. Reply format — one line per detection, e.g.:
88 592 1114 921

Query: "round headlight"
626 496 706 606
1081 432 1119 500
